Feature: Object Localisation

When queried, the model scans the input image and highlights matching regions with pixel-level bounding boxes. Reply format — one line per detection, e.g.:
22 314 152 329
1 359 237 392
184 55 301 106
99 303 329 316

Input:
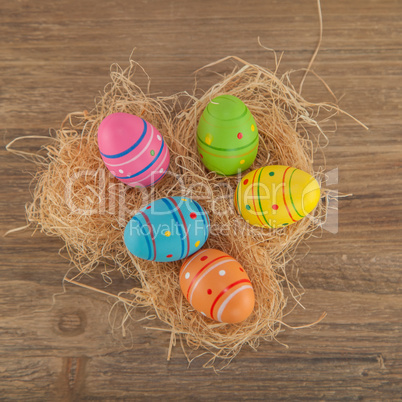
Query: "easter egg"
197 94 259 176
179 249 255 323
98 112 170 187
235 165 321 229
124 196 210 262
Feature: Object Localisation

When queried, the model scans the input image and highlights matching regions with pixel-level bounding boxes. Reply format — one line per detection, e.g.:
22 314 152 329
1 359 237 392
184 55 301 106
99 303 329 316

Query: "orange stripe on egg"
210 278 252 320
251 168 266 227
282 167 297 223
186 256 228 300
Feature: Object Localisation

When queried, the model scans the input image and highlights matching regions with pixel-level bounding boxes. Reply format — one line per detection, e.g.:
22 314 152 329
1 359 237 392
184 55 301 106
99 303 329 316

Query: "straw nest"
10 53 352 369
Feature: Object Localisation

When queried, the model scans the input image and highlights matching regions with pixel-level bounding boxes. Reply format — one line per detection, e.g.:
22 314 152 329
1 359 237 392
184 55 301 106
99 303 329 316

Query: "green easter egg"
197 95 259 176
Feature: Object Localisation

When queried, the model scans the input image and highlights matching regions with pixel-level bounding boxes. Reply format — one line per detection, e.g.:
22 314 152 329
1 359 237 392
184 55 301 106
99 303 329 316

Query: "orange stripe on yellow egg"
282 167 297 223
251 168 266 227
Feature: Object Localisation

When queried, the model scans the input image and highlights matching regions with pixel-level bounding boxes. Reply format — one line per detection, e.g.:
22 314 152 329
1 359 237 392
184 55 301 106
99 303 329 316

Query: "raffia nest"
9 53 359 369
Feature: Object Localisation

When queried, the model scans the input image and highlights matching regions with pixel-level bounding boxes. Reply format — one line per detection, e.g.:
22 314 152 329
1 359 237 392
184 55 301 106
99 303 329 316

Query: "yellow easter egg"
234 165 321 228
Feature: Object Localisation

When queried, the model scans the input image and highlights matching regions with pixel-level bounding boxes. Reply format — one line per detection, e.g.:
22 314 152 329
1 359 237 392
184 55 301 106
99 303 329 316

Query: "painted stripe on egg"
282 167 297 223
105 124 154 167
100 118 148 159
167 197 190 259
197 141 258 160
216 284 253 322
210 278 252 320
257 167 273 228
251 168 266 227
131 216 151 260
115 137 165 179
160 198 186 259
186 256 227 300
192 201 209 240
138 211 156 261
189 259 232 304
197 134 258 152
180 249 210 277
201 110 251 129
126 144 169 187
288 168 304 218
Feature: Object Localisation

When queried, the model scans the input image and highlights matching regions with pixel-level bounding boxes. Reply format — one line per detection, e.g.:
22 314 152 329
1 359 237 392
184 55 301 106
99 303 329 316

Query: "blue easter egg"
124 196 210 262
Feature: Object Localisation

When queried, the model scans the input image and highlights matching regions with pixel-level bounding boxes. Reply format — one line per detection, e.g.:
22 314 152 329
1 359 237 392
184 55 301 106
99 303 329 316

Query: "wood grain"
1 0 401 399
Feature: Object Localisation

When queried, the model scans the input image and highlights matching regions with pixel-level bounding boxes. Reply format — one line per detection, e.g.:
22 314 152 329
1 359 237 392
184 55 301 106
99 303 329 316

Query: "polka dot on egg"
239 267 244 272
240 159 245 165
181 198 187 201
251 124 255 132
200 153 203 159
146 206 151 209
164 231 171 237
166 254 173 258
243 179 249 185
207 289 212 295
157 135 162 141
190 212 197 219
237 132 243 139
185 272 190 279
272 204 279 210
205 133 213 145
201 256 208 261
283 223 289 226
245 205 251 211
269 171 275 177
201 312 206 317
150 149 155 156
159 168 164 173
219 270 226 276
195 240 200 247
119 169 124 174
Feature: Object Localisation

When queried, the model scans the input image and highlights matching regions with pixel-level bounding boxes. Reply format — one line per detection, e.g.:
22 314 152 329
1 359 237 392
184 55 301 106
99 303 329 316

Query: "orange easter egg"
179 249 255 323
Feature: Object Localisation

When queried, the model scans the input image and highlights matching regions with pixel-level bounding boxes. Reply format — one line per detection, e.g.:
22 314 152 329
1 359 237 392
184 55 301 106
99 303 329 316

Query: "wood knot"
57 310 86 336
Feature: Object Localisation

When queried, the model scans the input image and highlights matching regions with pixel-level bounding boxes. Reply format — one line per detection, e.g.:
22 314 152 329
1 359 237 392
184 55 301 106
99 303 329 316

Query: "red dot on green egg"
269 172 275 176
201 256 208 261
200 153 203 159
150 149 155 156
237 133 243 139
207 289 212 295
166 254 173 258
243 179 249 185
190 212 197 219
246 205 251 210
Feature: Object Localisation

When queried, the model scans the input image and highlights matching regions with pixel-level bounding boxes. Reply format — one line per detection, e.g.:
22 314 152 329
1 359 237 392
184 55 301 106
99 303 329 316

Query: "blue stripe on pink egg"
98 112 170 187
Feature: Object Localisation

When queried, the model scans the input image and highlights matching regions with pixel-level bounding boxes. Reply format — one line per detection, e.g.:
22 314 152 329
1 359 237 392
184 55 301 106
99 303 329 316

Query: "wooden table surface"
1 0 401 400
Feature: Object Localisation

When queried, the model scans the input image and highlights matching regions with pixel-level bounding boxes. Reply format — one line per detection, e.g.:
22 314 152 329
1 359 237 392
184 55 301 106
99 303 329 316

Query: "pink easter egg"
97 113 170 187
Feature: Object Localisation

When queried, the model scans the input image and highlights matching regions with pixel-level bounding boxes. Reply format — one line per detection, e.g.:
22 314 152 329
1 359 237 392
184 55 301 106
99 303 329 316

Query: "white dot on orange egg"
219 270 226 276
185 272 190 279
201 312 206 316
